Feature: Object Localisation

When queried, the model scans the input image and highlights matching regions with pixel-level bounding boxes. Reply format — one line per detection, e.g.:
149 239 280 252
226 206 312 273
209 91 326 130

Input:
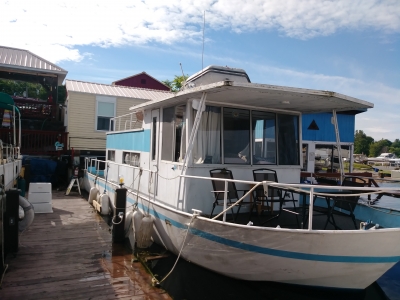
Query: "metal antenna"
202 11 205 70
179 63 186 91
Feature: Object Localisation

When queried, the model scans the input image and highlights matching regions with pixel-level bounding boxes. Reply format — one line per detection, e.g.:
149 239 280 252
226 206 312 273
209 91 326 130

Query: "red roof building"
112 72 170 91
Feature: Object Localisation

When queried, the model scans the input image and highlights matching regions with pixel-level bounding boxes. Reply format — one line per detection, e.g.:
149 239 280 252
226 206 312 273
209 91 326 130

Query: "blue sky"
2 0 400 141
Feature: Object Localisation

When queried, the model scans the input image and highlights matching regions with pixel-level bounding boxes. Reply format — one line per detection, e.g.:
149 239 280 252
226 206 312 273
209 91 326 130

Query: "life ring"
19 195 35 232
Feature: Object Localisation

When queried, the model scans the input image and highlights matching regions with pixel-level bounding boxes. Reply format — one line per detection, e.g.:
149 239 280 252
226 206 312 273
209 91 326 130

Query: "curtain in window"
193 106 221 164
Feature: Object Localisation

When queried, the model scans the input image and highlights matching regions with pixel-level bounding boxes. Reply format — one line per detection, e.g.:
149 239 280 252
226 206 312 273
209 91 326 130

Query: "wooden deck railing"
0 128 68 155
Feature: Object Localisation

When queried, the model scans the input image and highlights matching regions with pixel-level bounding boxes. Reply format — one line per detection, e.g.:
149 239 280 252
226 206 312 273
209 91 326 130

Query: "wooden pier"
0 191 171 300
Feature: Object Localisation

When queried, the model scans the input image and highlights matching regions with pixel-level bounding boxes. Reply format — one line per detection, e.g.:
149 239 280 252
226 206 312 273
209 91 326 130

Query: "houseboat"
84 66 400 290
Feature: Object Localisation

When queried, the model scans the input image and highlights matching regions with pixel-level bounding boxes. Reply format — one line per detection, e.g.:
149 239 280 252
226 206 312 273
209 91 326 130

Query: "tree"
354 130 374 156
369 139 392 157
162 75 188 92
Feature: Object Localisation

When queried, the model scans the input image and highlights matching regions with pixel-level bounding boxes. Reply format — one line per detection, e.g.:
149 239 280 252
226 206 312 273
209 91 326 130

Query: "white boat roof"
129 80 373 114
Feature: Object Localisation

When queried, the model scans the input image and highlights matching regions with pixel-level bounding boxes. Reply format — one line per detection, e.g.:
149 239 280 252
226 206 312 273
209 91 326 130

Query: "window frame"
95 96 116 132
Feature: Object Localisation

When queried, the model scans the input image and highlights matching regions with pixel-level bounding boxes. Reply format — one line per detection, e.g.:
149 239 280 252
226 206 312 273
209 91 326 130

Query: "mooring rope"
152 212 197 286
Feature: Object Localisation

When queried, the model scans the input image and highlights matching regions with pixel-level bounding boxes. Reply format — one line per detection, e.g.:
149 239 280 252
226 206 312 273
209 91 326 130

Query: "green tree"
162 75 188 92
369 139 392 157
354 130 373 156
0 79 66 103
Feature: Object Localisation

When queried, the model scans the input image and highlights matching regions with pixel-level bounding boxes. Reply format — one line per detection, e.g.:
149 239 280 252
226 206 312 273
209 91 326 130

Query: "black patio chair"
252 168 299 227
209 168 249 221
328 176 366 229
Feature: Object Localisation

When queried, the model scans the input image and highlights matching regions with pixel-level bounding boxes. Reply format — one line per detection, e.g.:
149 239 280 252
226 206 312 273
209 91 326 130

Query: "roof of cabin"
66 79 172 100
0 45 68 85
129 80 374 114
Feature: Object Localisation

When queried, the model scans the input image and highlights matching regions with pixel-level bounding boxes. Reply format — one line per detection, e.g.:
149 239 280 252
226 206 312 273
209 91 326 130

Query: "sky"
2 0 400 141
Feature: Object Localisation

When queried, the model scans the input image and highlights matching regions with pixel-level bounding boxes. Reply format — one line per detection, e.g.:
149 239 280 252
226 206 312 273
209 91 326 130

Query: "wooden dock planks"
0 191 171 300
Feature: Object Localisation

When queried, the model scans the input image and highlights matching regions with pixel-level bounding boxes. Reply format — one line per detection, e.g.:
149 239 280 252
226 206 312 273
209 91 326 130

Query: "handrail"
84 158 400 229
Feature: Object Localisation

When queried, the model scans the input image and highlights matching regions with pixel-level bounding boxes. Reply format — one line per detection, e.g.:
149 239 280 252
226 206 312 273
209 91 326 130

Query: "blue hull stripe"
88 175 400 264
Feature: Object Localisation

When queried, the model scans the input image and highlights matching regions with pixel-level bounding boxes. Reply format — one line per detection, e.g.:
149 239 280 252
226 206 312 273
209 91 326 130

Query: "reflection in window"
224 108 250 164
175 105 186 162
161 105 187 162
152 117 157 161
193 106 221 164
107 150 115 162
123 152 140 167
252 111 276 164
161 107 174 161
302 144 308 171
97 101 115 131
278 114 299 165
314 144 350 173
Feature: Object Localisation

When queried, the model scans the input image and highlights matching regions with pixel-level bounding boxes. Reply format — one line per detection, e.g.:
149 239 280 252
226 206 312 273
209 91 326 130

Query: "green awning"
0 92 20 113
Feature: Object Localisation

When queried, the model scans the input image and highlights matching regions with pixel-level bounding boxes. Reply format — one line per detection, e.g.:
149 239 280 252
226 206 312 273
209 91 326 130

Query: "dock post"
113 188 127 243
4 189 20 257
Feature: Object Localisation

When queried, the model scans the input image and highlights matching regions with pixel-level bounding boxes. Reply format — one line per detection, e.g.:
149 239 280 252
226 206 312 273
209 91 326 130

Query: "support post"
4 189 20 256
113 188 127 243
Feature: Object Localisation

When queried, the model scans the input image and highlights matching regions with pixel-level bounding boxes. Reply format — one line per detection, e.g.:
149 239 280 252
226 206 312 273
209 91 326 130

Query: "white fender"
99 193 110 215
88 187 99 204
136 215 154 248
19 195 34 232
132 209 143 240
124 210 133 235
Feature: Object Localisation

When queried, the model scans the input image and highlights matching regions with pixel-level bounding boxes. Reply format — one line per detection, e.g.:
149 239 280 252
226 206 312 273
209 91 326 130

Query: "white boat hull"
85 172 400 290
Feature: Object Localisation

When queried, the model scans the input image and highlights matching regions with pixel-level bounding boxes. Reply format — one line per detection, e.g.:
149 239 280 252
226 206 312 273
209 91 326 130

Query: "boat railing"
181 174 400 229
110 111 142 132
84 157 400 229
1 142 20 164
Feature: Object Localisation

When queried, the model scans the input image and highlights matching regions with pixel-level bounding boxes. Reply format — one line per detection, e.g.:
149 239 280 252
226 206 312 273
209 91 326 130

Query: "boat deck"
0 191 171 300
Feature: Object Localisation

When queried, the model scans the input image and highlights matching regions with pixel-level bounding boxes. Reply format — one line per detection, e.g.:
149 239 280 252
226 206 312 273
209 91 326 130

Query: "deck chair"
209 168 249 221
327 176 366 229
252 168 299 227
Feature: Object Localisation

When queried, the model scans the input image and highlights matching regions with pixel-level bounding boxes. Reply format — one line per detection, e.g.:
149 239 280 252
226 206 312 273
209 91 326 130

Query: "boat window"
277 114 299 165
161 107 175 161
314 144 350 173
151 117 157 161
224 108 250 164
174 105 186 162
96 97 115 131
123 152 140 167
252 111 276 164
193 106 221 164
161 105 187 162
107 150 115 162
302 144 308 171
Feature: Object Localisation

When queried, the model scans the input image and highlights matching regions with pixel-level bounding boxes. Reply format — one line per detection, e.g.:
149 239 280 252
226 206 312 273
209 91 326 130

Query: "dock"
0 191 171 300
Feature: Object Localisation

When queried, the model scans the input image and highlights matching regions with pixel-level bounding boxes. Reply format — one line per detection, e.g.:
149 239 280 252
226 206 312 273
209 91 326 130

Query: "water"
143 243 393 300
144 181 400 300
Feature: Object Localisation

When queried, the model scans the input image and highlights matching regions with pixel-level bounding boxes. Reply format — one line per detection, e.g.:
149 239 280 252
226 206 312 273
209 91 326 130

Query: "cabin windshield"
190 105 299 166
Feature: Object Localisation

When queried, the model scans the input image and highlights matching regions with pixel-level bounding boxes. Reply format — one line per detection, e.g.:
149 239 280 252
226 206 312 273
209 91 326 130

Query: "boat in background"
83 65 400 290
367 153 397 163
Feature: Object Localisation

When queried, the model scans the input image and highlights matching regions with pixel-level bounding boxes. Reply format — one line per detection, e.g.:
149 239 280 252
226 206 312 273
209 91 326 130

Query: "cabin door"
150 109 160 195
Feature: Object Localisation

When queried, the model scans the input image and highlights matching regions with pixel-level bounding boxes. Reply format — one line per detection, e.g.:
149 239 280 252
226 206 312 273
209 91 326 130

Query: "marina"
1 49 400 298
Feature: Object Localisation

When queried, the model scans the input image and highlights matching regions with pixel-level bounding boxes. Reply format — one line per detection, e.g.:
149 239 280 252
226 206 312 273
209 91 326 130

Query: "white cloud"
1 0 399 63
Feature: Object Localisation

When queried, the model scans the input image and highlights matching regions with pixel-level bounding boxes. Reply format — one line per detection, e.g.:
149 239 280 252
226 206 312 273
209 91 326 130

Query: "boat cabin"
102 66 373 215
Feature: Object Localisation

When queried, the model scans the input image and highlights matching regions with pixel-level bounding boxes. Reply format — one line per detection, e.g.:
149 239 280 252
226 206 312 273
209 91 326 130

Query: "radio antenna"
202 11 205 70
179 62 186 91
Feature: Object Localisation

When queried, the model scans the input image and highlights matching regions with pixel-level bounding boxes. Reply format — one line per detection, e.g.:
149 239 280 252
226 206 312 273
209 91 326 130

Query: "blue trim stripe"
88 175 400 264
